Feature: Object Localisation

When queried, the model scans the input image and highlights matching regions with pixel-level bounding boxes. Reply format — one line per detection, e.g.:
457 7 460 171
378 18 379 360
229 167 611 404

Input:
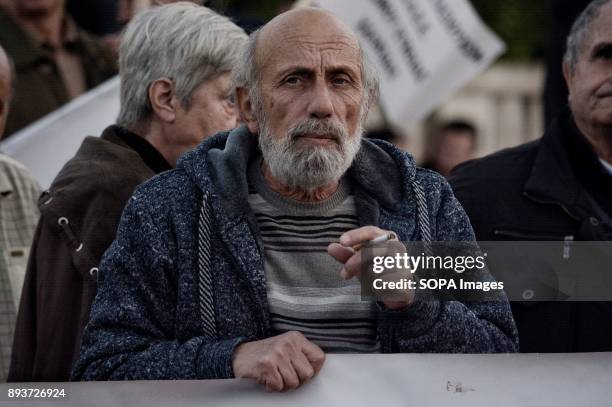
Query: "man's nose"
308 81 334 119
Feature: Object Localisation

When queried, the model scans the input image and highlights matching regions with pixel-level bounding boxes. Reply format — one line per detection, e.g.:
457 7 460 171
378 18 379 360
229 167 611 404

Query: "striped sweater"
247 159 379 352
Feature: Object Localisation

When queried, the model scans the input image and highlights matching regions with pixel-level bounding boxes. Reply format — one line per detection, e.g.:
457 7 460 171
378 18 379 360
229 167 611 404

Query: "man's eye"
593 45 612 60
226 93 236 106
332 76 350 86
285 76 301 85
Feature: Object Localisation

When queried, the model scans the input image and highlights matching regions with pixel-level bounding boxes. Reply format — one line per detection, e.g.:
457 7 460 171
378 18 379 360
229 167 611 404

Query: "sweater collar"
247 156 352 213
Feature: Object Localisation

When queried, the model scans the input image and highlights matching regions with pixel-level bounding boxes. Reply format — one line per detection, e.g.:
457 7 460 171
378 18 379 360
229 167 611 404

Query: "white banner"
0 77 120 189
1 353 611 406
316 0 505 132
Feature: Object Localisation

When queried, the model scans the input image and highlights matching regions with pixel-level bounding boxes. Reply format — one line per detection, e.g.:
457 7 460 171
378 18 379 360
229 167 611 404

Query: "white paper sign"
0 76 120 189
316 0 505 131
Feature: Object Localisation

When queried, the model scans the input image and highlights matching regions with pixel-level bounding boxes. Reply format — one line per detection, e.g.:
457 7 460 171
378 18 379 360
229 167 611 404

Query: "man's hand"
232 331 325 392
327 226 414 310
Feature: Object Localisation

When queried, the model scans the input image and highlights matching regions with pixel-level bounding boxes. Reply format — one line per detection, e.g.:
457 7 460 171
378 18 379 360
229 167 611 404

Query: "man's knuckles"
284 330 306 342
327 242 354 263
257 354 280 371
283 374 300 390
271 345 293 362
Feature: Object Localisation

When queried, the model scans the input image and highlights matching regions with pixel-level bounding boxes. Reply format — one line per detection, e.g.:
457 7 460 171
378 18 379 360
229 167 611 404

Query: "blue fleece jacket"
72 126 518 381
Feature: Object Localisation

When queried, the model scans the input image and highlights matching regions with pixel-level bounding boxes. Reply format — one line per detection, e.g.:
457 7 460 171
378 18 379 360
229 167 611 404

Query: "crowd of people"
0 0 610 392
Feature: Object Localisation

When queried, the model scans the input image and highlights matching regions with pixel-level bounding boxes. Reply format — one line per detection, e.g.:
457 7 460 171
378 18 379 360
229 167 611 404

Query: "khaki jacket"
0 9 117 137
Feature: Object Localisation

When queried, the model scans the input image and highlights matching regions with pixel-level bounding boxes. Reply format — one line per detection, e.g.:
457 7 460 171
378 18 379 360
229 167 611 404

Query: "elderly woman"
8 2 247 382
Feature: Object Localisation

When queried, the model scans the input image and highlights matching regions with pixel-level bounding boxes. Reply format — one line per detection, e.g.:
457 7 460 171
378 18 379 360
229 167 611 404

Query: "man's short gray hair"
564 0 612 70
117 2 247 128
232 29 380 118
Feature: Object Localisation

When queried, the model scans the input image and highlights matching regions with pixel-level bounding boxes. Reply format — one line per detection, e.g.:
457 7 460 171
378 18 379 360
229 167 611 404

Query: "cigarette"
352 232 397 251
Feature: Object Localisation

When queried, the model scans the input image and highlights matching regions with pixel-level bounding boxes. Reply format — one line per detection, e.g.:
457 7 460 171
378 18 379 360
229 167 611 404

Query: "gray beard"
258 118 363 190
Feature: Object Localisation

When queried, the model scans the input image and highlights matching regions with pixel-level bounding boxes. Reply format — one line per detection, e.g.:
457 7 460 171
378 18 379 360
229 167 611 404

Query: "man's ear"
149 78 176 123
562 61 573 97
236 87 259 134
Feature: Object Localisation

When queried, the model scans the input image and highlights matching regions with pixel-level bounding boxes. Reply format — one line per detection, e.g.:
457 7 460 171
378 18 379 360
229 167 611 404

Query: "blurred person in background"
66 0 206 57
450 0 612 352
0 45 41 382
8 2 246 382
71 7 517 390
66 0 121 37
0 0 117 138
66 0 122 55
421 120 477 178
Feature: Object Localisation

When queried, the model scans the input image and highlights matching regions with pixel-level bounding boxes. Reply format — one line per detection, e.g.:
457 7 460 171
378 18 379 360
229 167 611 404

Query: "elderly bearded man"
72 7 518 389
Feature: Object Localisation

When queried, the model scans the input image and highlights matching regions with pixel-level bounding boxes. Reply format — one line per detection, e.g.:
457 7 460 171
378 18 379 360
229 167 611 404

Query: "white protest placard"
315 0 505 132
0 76 120 189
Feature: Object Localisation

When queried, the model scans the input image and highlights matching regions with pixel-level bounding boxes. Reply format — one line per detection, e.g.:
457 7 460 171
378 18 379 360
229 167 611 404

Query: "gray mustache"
289 119 347 142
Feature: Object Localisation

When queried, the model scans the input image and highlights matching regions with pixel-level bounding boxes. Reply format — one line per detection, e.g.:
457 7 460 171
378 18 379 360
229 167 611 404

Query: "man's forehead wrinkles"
273 61 360 77
296 42 353 53
264 59 361 80
279 33 357 47
260 41 357 58
582 30 612 59
588 8 612 42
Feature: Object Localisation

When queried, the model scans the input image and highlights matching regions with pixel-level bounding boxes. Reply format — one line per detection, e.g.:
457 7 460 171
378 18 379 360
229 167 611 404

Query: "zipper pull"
563 235 574 260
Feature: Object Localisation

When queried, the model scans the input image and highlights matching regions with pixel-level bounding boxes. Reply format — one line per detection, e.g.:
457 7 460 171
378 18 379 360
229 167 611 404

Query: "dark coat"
0 9 117 138
8 126 165 382
449 109 612 352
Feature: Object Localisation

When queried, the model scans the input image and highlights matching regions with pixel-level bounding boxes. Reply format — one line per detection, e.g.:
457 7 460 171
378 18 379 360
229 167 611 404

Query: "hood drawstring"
197 190 217 338
57 216 98 278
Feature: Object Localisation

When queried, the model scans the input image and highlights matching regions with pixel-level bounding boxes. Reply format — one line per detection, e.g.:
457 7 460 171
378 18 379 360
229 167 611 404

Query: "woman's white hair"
117 2 247 128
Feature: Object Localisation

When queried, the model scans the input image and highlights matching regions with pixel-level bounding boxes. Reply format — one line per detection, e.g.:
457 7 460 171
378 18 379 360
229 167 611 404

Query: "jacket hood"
40 126 156 264
43 128 151 214
176 125 417 220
